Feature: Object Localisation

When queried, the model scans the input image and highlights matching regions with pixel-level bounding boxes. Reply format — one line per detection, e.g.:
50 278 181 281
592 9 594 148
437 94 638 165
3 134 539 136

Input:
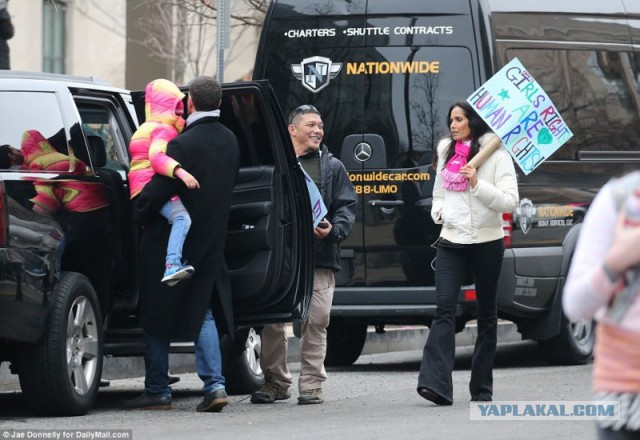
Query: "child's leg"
159 198 192 267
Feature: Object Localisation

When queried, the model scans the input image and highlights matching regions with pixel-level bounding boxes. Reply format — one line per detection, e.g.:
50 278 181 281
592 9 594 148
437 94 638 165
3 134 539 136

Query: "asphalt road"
0 340 597 440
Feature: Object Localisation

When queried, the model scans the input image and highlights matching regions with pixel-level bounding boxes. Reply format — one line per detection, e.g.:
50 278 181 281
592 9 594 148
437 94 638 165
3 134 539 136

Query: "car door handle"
415 198 433 208
368 200 404 207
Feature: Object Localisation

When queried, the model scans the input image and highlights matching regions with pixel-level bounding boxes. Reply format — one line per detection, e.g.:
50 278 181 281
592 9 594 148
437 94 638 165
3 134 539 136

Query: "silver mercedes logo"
354 142 372 162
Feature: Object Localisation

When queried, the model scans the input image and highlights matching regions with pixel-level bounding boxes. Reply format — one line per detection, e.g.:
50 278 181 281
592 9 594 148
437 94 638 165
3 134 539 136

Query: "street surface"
0 341 596 440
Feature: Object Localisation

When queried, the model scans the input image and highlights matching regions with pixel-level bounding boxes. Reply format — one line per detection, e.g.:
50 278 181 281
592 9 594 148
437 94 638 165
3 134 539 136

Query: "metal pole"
216 0 230 83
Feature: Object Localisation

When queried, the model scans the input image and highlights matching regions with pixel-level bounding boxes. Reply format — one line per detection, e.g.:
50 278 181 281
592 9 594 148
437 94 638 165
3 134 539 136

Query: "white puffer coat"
431 133 519 244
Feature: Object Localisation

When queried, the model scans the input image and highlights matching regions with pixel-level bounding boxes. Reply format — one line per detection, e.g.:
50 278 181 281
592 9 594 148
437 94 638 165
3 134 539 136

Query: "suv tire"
325 318 367 366
225 327 264 394
539 315 595 365
18 272 103 416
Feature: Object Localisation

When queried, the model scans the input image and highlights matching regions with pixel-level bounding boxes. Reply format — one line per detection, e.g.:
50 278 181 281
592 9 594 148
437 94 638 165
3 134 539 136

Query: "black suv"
0 71 312 416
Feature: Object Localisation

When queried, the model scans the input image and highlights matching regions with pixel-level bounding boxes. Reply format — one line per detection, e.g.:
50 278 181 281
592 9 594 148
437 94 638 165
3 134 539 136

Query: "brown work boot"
298 388 324 405
250 381 291 404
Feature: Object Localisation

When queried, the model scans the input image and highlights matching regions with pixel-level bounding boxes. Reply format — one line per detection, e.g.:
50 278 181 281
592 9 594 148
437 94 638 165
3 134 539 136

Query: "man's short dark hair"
189 76 222 112
288 104 321 126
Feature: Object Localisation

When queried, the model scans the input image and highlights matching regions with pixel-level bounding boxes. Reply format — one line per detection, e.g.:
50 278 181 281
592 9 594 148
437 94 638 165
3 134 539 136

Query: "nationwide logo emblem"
291 56 342 93
515 198 535 234
354 142 372 162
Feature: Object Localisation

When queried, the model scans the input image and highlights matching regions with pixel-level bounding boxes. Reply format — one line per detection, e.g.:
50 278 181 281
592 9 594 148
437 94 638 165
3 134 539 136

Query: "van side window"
509 49 640 160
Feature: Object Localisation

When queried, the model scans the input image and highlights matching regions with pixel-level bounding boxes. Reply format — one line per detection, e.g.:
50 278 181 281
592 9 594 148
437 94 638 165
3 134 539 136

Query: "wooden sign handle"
467 135 502 169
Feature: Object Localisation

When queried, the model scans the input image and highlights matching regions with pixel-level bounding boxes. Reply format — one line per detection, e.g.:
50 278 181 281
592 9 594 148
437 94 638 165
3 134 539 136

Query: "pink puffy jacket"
128 79 185 199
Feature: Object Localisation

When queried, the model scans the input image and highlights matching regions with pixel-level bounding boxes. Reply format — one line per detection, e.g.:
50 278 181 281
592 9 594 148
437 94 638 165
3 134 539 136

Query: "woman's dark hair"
432 100 491 169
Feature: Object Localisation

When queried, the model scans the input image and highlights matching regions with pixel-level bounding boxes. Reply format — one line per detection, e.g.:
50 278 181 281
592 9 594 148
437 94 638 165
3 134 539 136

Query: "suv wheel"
225 327 264 394
539 315 595 365
325 318 368 366
18 272 103 416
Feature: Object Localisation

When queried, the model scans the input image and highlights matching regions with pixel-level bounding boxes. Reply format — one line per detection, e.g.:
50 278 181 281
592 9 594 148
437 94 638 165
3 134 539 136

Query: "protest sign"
466 58 573 175
301 166 328 228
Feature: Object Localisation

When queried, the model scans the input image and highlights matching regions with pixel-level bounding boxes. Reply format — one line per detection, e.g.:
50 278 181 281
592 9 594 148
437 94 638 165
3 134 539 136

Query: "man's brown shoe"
298 388 324 405
196 389 229 412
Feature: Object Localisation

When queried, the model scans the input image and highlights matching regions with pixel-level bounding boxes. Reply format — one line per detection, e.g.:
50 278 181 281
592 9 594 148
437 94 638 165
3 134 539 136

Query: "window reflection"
508 49 640 160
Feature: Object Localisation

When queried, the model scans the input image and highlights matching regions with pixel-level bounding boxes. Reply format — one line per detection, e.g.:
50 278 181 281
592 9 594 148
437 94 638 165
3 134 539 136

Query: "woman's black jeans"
418 238 505 403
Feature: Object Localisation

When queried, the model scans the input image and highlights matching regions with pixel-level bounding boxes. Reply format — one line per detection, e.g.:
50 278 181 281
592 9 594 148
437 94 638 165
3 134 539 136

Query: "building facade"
6 0 260 89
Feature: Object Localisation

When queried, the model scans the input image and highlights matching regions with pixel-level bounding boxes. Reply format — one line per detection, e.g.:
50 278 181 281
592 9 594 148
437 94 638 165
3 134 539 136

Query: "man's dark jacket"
0 8 14 70
135 116 239 340
314 144 357 270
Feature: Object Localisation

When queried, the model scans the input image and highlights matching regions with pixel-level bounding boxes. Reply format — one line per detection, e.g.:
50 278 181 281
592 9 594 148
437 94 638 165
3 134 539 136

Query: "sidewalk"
0 322 520 391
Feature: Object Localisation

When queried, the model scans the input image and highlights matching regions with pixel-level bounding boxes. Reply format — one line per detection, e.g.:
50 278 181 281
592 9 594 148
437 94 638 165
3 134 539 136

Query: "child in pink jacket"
563 171 640 438
128 79 199 286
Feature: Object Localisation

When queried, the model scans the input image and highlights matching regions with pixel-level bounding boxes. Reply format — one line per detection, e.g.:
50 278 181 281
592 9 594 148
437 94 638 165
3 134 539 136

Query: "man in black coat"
122 76 239 412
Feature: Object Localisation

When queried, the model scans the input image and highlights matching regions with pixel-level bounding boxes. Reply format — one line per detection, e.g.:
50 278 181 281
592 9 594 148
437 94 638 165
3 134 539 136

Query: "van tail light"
464 289 477 301
502 212 513 248
0 183 7 246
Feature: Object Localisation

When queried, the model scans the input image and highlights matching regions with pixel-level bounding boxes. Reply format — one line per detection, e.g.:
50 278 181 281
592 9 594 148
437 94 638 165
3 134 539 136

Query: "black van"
254 0 640 366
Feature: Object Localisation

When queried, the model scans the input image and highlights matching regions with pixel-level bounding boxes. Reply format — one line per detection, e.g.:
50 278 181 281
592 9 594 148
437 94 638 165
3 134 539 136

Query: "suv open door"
131 80 314 391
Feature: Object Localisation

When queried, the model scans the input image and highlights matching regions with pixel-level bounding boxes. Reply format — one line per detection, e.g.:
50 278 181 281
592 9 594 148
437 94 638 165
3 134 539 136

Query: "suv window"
75 100 130 177
221 91 275 167
0 91 70 166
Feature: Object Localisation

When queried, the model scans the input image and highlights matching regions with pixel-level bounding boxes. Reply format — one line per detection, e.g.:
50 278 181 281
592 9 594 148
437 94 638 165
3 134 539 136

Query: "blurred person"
417 100 518 405
0 0 13 70
250 104 356 405
563 171 640 439
0 143 24 169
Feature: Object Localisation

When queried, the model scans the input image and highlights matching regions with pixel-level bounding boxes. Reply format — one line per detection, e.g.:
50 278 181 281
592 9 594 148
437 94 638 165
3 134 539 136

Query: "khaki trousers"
259 268 335 392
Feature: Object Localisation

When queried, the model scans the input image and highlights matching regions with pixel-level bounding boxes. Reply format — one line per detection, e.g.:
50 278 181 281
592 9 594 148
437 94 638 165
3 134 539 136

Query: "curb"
0 322 520 391
286 321 520 363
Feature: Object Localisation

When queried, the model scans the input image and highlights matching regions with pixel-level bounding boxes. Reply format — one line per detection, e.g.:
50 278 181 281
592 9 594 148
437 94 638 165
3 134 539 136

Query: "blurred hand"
313 219 332 239
605 213 640 273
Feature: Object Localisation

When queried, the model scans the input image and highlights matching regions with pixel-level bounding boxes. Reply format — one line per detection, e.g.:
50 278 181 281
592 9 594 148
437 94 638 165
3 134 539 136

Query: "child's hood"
21 129 57 161
144 79 186 131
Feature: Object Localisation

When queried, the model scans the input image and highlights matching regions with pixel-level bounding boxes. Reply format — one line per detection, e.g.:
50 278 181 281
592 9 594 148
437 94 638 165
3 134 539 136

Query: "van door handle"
368 200 404 207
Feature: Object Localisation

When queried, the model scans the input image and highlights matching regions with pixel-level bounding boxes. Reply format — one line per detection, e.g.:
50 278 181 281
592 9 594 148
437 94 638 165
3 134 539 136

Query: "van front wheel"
325 318 367 366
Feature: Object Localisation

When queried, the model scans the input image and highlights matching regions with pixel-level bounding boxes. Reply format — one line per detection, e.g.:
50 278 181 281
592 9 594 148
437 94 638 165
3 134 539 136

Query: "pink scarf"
441 140 471 191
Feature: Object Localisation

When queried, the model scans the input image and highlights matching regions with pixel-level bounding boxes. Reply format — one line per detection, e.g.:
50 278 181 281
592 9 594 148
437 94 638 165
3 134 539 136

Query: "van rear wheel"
325 318 367 366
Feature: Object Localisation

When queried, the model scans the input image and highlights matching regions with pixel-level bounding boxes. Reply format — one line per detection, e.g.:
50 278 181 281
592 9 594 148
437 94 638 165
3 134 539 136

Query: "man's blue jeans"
144 308 226 396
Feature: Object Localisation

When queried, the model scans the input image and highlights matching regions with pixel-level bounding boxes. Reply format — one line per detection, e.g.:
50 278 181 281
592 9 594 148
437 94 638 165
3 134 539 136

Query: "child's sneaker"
161 264 194 286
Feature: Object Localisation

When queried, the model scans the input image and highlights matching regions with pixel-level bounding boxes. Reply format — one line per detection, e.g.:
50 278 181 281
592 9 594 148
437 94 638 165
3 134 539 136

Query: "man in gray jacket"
251 104 356 405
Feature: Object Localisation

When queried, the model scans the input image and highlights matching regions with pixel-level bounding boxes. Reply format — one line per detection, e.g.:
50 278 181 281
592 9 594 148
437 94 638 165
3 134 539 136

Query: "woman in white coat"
417 101 519 405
